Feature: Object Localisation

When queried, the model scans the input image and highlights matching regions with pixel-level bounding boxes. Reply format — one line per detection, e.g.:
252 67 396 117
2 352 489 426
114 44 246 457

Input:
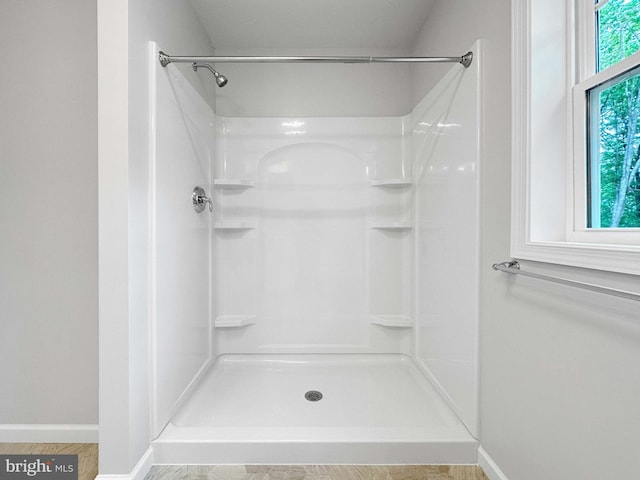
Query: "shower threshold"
152 354 478 464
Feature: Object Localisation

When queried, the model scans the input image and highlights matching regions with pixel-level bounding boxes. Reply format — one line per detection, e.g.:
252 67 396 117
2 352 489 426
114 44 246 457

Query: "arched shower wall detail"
212 128 415 356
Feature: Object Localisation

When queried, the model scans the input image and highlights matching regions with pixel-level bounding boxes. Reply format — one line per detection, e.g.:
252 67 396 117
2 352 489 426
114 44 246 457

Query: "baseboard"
0 424 98 443
95 447 153 480
478 446 510 480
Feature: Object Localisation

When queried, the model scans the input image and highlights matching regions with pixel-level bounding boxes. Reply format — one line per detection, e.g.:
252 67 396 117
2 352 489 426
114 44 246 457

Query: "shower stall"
147 35 481 464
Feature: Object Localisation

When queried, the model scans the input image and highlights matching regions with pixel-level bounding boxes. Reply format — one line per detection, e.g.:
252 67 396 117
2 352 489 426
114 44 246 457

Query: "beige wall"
0 0 98 427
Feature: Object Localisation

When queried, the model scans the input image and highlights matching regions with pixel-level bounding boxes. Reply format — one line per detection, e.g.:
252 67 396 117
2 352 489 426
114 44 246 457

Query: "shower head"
213 70 228 88
192 62 228 87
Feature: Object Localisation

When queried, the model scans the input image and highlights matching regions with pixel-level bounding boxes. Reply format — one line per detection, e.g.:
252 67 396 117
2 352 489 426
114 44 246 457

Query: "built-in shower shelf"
214 315 256 328
368 221 413 230
370 315 413 328
213 179 256 188
213 221 256 230
370 179 413 188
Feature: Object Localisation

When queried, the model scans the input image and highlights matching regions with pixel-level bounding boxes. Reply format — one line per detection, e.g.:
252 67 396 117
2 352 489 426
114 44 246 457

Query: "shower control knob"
192 186 213 213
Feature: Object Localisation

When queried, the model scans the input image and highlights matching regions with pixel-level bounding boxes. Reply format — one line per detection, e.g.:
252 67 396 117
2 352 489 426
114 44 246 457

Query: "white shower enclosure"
148 40 481 464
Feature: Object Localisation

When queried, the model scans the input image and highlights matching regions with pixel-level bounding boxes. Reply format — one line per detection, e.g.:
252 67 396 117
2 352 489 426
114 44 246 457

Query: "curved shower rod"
158 51 473 68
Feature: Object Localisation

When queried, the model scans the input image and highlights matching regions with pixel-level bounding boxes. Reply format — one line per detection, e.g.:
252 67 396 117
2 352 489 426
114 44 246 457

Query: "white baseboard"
96 447 153 480
0 424 98 443
478 446 510 480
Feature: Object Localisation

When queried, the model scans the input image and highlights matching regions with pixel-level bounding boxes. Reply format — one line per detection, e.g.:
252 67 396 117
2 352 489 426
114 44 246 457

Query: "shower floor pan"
153 354 478 464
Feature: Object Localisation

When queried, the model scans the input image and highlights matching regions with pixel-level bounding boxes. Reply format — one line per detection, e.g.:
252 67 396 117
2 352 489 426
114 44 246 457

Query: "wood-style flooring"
0 443 98 480
144 465 489 480
0 444 490 480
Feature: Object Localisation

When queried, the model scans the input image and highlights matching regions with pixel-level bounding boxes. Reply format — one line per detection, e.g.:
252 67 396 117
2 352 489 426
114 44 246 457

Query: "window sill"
511 239 640 276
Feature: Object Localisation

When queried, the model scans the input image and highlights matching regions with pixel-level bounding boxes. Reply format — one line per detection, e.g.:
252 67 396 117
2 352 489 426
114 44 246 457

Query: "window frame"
571 50 640 242
571 0 640 241
511 0 640 276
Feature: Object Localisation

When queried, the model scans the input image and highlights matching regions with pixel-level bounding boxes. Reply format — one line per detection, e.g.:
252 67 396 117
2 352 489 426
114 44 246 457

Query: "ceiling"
189 0 435 50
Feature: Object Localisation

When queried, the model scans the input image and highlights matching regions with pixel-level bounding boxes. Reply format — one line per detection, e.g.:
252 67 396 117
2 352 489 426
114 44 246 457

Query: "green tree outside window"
590 0 640 228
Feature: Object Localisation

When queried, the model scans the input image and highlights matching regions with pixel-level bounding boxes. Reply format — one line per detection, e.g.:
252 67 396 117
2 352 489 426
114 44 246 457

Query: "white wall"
212 117 412 355
414 2 640 480
150 52 214 437
0 0 98 429
127 0 214 469
410 3 492 106
481 266 640 480
213 47 413 117
412 47 480 437
98 0 215 475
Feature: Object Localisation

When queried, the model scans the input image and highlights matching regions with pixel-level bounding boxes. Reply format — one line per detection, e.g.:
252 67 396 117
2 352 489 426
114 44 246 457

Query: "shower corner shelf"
368 221 413 230
213 179 256 188
370 179 413 188
214 315 256 328
370 315 413 328
213 221 256 230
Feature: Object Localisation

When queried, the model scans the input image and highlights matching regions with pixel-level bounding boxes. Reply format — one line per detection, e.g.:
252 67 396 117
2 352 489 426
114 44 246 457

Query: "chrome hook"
192 186 213 213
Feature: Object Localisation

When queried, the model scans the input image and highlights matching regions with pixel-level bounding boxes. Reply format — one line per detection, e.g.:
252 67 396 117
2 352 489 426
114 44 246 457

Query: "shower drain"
304 390 323 402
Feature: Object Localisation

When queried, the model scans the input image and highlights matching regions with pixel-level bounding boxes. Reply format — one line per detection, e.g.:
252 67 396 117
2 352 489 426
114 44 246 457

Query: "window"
596 0 640 72
587 63 640 228
511 0 640 275
573 0 640 236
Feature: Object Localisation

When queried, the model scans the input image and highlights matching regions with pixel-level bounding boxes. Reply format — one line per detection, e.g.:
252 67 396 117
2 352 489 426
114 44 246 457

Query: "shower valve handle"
192 186 213 213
